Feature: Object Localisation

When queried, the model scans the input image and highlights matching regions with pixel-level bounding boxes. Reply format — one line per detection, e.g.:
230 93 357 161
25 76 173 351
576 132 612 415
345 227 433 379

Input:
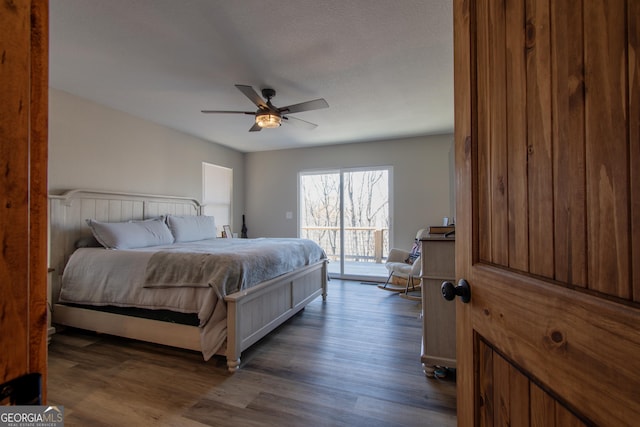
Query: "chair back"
410 256 422 276
409 229 426 276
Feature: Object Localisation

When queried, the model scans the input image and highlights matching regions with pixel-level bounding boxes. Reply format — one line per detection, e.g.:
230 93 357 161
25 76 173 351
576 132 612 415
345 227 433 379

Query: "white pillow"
166 215 217 242
86 218 174 249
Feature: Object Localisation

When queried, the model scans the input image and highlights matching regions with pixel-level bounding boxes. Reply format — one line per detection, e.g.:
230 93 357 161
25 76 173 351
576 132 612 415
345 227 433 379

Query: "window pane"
202 162 232 233
343 169 389 276
300 172 341 266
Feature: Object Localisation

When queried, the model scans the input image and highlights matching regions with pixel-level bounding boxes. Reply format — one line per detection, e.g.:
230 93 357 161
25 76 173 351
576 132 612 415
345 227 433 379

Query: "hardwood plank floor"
47 280 457 426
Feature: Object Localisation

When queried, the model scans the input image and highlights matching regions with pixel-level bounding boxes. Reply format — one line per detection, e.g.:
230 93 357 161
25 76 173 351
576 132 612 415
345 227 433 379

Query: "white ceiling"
49 0 453 153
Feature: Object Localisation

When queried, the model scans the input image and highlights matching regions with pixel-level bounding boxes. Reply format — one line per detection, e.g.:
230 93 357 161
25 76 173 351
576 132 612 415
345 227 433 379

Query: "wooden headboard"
48 189 202 302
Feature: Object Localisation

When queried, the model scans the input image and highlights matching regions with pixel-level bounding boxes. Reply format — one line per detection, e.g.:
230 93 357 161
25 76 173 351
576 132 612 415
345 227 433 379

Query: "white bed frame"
48 189 327 372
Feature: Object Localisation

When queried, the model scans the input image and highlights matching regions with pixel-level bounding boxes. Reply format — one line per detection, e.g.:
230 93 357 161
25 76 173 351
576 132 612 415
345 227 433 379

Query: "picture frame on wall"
223 225 233 239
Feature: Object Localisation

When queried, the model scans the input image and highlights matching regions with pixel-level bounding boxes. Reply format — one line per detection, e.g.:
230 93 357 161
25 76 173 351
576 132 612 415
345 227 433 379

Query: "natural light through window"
299 167 391 280
202 162 232 236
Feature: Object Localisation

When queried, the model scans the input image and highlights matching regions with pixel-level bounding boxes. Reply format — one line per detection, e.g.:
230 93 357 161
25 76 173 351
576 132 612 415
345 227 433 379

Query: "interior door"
454 0 640 425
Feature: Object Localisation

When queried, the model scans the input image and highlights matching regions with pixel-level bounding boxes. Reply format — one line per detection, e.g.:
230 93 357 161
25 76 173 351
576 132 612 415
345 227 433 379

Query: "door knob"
441 279 471 304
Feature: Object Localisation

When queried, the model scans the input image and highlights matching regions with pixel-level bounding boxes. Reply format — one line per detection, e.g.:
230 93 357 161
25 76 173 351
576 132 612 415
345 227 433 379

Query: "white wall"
49 89 454 248
245 134 453 250
48 89 245 228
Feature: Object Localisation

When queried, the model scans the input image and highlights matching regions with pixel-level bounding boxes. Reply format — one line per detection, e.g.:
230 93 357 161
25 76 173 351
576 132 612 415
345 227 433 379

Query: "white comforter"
59 238 326 360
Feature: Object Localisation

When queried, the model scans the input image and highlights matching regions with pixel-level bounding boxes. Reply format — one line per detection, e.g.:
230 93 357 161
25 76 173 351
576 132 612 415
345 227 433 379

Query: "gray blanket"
143 238 326 297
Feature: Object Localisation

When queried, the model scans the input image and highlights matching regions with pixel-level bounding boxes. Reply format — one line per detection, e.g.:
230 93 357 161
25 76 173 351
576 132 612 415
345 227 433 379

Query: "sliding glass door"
299 167 391 280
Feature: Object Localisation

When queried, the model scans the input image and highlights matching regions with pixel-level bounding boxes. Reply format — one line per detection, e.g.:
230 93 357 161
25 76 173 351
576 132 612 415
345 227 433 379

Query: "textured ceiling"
49 0 453 153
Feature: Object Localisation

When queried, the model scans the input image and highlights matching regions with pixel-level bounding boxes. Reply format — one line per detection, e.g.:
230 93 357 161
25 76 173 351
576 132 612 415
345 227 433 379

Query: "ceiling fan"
202 84 329 132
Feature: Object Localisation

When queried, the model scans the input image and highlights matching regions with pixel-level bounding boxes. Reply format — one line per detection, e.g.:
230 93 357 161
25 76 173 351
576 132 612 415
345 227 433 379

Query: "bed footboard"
225 260 327 372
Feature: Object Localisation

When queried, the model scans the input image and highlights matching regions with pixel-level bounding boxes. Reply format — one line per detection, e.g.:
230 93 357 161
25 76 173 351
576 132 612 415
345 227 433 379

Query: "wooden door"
0 0 49 401
454 0 640 425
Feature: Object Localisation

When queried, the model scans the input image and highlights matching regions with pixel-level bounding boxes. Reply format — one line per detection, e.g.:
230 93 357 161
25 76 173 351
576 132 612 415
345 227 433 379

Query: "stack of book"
428 225 455 236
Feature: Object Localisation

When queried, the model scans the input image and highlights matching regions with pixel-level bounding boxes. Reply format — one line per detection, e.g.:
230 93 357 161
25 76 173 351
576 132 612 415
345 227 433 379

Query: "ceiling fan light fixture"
255 112 281 128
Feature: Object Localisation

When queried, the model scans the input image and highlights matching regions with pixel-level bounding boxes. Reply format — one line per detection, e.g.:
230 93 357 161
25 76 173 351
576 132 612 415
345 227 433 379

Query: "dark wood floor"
47 280 457 426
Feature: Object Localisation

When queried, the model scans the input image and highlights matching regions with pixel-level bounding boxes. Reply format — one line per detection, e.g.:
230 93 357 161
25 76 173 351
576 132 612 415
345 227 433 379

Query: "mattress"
59 237 326 359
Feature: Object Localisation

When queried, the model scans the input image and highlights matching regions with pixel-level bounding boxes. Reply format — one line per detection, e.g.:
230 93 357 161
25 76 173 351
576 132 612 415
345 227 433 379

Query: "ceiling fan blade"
249 123 262 132
282 115 318 130
235 85 268 109
278 98 329 114
201 110 255 114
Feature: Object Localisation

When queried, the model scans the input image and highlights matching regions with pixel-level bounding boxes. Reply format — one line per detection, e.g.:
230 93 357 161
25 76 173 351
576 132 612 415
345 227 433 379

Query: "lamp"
255 112 281 128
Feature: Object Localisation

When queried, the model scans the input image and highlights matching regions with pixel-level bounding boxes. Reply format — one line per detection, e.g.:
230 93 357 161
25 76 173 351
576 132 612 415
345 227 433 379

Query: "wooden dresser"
420 235 456 377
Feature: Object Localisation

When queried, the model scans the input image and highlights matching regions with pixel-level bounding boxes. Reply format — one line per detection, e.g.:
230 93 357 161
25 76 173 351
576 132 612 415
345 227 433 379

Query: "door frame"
0 0 49 401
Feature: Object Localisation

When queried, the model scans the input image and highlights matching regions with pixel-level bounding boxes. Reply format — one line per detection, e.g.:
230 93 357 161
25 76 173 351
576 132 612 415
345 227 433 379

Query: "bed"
48 189 328 372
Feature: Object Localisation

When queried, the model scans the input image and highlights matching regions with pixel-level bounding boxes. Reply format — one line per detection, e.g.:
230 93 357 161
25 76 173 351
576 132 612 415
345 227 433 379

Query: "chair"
377 229 424 298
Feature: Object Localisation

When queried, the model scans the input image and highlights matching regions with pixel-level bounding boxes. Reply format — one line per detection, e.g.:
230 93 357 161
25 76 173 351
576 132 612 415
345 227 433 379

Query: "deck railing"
301 226 389 264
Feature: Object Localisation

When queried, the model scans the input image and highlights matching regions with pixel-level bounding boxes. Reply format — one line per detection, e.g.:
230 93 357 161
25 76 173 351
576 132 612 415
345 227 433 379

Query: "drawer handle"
441 279 471 304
